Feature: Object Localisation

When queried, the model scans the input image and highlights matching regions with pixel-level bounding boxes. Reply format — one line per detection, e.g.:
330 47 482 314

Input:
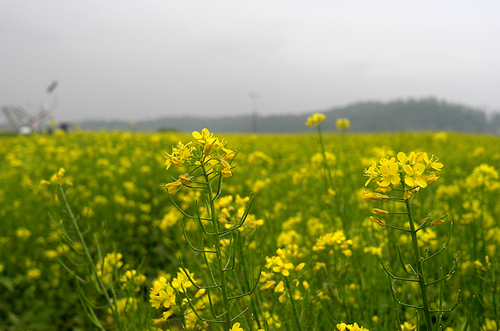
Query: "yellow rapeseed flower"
337 322 370 330
401 322 416 331
305 113 326 128
15 227 31 239
403 162 427 188
295 262 306 271
423 153 443 171
165 141 192 169
192 128 213 144
230 322 244 331
165 181 182 194
272 257 294 277
50 167 66 185
27 268 41 279
378 157 400 186
274 281 285 293
362 192 389 201
260 280 276 291
171 268 195 292
165 173 194 194
372 208 389 215
364 162 380 186
336 118 350 131
150 283 176 309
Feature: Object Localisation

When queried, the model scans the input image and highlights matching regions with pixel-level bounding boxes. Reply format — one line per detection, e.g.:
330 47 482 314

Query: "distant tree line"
149 97 500 134
4 97 496 134
324 97 492 133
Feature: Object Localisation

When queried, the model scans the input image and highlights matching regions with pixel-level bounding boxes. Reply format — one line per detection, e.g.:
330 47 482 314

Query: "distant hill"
77 97 500 133
2 97 499 133
321 97 492 133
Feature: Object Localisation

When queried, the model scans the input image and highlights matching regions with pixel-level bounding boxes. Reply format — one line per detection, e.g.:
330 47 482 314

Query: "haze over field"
1 1 500 123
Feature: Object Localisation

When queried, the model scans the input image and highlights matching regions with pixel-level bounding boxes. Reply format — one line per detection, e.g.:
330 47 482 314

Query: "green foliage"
0 130 500 330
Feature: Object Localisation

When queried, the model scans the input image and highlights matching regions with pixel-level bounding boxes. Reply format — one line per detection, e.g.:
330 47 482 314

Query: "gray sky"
1 0 499 122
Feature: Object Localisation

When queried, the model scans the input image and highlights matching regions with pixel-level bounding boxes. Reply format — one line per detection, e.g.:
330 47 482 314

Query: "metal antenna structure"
1 80 58 133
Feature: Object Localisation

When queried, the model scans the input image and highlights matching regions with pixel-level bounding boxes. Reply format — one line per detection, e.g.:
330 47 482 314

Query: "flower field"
1 127 499 330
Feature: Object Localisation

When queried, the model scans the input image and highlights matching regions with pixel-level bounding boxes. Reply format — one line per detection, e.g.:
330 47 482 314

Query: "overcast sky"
1 1 499 123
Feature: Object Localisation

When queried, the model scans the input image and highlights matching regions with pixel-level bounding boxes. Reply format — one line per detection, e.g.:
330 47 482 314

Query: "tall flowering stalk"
306 113 353 234
159 129 261 331
363 152 463 330
42 169 148 330
306 113 334 191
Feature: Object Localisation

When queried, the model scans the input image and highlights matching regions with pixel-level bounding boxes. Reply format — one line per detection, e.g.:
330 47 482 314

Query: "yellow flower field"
0 127 499 330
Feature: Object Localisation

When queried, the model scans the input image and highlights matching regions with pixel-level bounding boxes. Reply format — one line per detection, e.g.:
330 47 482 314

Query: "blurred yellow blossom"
15 227 31 239
306 113 326 128
336 118 350 131
401 322 416 331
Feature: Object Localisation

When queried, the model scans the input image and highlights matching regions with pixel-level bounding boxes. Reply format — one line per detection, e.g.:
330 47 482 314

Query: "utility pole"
249 92 260 133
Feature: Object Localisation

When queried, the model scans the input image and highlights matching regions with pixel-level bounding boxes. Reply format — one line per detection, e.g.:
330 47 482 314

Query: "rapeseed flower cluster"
216 194 264 231
150 268 207 328
363 155 444 232
164 128 235 194
335 118 351 132
363 152 443 230
40 167 73 201
448 163 500 262
362 151 465 330
364 151 442 190
305 113 326 128
107 297 139 315
96 252 125 286
120 269 146 292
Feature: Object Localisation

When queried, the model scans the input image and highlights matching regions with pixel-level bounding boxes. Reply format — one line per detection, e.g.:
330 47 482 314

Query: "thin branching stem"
429 289 461 313
396 245 412 275
385 224 411 232
201 163 232 330
421 222 454 263
425 261 457 286
59 185 124 330
284 276 303 331
316 124 334 191
380 257 419 282
403 184 432 329
463 295 476 331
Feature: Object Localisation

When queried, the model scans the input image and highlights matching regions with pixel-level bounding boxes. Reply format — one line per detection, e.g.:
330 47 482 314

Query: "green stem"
237 233 262 330
202 162 232 330
59 185 123 331
404 188 432 330
317 125 334 190
317 125 349 234
490 267 500 331
284 276 303 331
